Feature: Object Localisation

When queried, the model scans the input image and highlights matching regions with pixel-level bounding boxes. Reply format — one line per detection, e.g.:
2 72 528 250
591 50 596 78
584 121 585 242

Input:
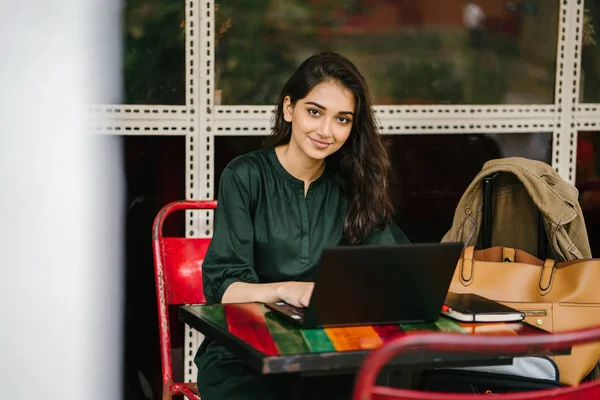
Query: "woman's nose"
318 119 332 138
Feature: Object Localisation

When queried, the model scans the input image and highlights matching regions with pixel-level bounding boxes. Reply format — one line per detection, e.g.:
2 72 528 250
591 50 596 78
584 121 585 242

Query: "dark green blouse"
202 147 409 304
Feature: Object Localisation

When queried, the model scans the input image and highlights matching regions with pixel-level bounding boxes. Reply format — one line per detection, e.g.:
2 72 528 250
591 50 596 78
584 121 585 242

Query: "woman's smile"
309 137 332 149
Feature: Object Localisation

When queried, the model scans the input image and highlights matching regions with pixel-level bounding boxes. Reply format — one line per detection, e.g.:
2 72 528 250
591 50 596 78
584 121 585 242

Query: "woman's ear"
283 96 294 123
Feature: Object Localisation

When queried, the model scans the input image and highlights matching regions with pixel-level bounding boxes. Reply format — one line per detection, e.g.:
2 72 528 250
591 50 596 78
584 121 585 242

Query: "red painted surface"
162 237 210 305
353 325 600 400
152 200 217 400
372 325 405 341
224 303 280 357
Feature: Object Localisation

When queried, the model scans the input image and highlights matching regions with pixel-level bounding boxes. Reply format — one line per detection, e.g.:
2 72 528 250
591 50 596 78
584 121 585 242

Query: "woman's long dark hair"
265 52 393 244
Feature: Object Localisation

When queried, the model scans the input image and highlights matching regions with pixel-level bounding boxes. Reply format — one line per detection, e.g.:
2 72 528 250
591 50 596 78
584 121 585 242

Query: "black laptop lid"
303 242 463 328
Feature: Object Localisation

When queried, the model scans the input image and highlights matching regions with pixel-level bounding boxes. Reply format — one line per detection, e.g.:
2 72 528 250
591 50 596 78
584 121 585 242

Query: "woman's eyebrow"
305 101 354 115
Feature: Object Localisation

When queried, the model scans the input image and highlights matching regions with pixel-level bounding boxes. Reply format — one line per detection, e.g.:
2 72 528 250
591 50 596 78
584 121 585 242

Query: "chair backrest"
353 325 600 400
152 200 217 390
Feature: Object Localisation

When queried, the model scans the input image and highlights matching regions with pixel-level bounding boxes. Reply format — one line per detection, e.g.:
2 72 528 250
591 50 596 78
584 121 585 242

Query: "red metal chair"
152 200 217 400
353 326 600 400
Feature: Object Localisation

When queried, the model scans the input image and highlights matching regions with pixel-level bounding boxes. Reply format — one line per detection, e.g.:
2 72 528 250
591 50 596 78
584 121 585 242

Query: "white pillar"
0 1 124 399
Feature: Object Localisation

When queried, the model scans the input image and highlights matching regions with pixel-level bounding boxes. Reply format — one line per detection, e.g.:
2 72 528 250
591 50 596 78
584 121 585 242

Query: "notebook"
442 293 525 323
265 242 463 329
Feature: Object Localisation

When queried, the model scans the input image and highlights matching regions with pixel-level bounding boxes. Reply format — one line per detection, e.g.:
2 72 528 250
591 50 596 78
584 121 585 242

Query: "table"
180 302 568 376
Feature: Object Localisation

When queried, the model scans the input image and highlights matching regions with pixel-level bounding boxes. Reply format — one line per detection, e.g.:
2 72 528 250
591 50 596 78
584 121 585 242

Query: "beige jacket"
442 157 591 261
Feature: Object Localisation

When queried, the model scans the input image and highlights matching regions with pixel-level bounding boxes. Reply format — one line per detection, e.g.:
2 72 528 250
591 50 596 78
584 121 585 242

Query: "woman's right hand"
276 281 314 308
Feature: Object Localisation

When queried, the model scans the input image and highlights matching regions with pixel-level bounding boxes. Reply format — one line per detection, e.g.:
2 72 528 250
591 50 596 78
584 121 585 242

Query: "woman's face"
283 80 355 161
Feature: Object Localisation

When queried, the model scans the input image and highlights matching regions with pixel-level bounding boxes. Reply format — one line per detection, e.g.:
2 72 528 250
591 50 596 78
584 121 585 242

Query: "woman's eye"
337 116 350 124
307 108 320 116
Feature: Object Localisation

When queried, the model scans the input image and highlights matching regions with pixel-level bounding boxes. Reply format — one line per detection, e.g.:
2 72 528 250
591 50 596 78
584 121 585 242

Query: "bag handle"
460 246 475 286
538 258 556 296
460 246 556 294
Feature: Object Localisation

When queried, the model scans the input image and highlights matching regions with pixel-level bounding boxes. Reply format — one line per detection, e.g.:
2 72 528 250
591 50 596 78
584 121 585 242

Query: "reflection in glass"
214 132 552 243
581 4 600 102
123 0 185 104
576 131 600 257
216 0 558 105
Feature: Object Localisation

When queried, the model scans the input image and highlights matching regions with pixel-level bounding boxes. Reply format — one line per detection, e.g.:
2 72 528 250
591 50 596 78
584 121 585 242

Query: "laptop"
265 242 463 329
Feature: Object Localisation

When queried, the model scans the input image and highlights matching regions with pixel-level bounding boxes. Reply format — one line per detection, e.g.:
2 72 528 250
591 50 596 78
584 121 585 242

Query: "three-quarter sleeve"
202 168 259 304
362 220 411 245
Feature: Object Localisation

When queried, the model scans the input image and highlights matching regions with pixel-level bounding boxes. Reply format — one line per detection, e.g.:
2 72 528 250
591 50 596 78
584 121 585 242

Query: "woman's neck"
275 143 325 186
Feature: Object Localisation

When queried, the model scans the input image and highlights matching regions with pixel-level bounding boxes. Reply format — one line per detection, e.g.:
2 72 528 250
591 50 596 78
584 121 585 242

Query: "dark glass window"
581 4 600 102
122 0 186 104
576 131 600 257
123 135 186 397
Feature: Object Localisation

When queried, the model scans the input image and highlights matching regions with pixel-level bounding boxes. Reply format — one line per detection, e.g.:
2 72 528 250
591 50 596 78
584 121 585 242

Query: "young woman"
195 52 410 399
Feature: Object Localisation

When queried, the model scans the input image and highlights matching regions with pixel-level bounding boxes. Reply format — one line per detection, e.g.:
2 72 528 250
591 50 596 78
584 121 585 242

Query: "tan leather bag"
449 245 600 386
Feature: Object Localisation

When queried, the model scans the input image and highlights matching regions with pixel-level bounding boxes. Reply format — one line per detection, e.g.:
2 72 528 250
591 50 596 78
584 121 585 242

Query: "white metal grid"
87 105 188 135
213 105 559 135
576 104 600 129
85 0 596 393
182 0 202 392
552 0 584 183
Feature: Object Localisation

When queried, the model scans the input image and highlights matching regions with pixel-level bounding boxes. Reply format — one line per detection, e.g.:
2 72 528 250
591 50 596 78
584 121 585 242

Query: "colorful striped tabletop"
180 303 547 374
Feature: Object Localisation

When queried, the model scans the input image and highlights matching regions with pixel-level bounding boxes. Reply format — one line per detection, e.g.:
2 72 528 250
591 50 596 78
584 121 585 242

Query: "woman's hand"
276 281 314 308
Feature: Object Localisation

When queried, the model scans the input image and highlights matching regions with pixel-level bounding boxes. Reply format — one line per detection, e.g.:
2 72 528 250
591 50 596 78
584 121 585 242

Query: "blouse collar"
266 146 331 188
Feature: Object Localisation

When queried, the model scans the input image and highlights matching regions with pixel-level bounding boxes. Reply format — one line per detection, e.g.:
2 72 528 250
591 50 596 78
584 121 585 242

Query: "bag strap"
502 247 517 262
480 173 497 249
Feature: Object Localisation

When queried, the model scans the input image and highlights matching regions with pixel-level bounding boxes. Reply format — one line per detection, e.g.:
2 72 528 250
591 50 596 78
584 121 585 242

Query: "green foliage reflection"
124 0 186 104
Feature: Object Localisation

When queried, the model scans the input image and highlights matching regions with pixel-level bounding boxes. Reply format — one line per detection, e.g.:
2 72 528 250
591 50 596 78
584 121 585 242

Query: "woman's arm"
202 168 259 304
222 281 314 308
204 167 315 307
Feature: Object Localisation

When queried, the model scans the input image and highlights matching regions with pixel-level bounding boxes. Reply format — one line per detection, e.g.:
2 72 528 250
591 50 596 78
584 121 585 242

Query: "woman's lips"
310 137 331 149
